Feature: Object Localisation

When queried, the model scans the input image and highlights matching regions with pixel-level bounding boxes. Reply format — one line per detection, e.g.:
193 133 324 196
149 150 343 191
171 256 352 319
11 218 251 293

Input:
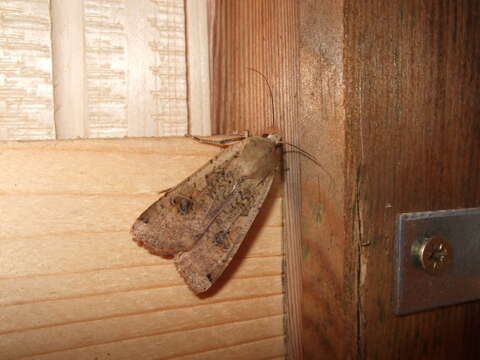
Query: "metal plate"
394 207 480 315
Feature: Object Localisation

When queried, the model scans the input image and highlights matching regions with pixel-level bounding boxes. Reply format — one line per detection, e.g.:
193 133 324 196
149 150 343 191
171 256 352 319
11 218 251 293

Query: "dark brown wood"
345 0 480 358
210 1 303 358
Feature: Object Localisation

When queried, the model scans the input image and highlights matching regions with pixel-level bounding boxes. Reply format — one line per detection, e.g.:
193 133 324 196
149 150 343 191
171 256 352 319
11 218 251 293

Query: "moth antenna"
281 141 334 186
246 68 333 187
246 67 275 130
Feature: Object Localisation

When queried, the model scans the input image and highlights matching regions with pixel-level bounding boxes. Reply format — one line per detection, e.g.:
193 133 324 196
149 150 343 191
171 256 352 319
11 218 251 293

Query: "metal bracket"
394 207 480 315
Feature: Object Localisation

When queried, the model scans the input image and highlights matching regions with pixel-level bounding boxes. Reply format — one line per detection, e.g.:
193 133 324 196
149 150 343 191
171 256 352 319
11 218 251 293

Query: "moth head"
264 133 282 145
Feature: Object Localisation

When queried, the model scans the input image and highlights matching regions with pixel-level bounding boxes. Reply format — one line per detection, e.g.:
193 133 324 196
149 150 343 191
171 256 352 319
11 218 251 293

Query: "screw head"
411 236 453 275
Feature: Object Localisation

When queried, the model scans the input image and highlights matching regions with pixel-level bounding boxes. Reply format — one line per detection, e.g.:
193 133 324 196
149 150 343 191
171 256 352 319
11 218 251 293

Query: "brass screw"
411 236 452 275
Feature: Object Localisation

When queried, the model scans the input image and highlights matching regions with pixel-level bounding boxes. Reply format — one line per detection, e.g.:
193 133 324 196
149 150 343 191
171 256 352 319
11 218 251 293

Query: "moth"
131 134 282 294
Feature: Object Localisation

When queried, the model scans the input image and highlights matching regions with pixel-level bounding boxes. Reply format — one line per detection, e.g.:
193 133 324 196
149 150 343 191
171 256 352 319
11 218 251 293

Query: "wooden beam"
0 138 284 359
298 0 358 358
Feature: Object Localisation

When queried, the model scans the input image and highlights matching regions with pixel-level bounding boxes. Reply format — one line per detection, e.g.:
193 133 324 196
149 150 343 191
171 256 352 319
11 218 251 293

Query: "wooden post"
298 0 358 358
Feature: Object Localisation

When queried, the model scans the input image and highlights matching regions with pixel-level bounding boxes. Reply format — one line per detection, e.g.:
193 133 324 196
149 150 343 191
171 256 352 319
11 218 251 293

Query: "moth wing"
174 173 276 294
131 140 247 255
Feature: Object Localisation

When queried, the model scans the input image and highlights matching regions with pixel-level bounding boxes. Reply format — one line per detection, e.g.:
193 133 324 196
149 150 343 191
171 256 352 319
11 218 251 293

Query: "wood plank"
344 0 480 358
0 0 55 140
0 138 284 360
297 0 358 358
209 1 302 358
51 0 87 138
173 336 285 360
185 0 211 136
22 316 284 360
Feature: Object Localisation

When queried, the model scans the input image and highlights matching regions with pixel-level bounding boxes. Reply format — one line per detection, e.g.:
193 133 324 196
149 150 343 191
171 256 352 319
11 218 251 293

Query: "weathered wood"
298 0 358 359
210 1 302 358
345 0 480 358
0 138 284 360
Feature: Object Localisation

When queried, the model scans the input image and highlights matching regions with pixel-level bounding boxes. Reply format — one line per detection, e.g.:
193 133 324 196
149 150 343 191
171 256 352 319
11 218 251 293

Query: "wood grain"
210 1 480 358
298 0 358 358
51 0 87 138
209 1 302 358
344 0 480 358
0 138 285 360
185 0 211 136
0 0 55 140
50 0 188 138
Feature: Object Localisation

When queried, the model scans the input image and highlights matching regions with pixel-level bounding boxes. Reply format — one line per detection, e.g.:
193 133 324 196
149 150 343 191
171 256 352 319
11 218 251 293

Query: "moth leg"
157 186 174 195
185 134 246 147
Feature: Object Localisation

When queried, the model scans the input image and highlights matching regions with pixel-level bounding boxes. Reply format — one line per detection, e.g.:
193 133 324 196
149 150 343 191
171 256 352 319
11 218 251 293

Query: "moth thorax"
268 134 281 143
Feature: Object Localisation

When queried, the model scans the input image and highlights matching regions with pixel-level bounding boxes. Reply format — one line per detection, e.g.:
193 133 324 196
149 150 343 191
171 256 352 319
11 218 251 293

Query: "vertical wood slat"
0 0 55 140
185 0 211 136
209 1 302 358
51 0 87 138
298 0 359 358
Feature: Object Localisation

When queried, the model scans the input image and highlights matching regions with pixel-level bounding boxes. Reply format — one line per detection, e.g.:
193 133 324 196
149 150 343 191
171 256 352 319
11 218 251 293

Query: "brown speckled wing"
174 173 275 294
131 135 282 293
131 140 247 255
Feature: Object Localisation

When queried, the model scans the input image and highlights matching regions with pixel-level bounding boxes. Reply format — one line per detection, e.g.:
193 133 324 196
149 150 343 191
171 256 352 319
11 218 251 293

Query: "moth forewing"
174 174 276 293
131 135 282 293
131 140 247 255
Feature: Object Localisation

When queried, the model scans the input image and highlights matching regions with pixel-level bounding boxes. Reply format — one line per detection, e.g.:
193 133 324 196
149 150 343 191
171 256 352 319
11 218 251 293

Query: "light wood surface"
51 0 87 138
209 1 302 358
0 138 285 360
0 0 55 140
50 0 188 139
2 0 190 140
185 0 211 136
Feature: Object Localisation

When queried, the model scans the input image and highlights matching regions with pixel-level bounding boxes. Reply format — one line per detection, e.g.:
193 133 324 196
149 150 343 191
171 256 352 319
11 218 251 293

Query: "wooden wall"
3 0 480 358
1 0 191 140
0 0 55 140
345 0 480 358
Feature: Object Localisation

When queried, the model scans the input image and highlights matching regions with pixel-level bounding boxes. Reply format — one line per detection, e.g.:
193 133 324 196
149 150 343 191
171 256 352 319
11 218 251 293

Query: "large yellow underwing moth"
131 134 282 294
